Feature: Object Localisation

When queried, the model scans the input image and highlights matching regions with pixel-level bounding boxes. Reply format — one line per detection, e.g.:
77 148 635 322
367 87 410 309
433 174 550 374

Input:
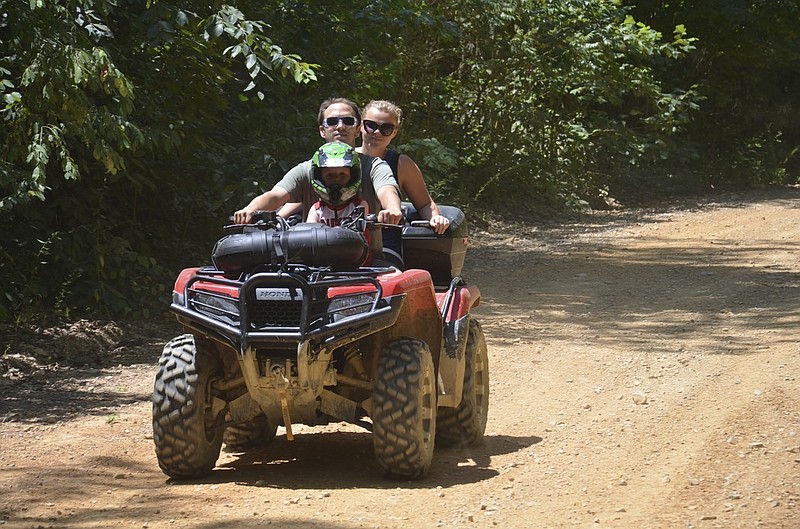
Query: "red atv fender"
328 267 481 408
437 282 481 407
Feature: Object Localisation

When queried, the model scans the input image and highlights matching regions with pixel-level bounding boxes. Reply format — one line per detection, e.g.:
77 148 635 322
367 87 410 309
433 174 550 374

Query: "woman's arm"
397 154 450 234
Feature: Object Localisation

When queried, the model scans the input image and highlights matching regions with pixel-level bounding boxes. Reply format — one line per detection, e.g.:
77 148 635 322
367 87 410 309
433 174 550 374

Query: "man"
233 98 402 233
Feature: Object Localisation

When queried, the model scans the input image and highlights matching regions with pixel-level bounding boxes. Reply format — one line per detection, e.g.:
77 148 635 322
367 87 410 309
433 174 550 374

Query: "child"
307 141 370 226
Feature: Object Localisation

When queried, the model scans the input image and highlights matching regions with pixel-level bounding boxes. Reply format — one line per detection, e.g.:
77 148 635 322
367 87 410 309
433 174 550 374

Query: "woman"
357 100 450 268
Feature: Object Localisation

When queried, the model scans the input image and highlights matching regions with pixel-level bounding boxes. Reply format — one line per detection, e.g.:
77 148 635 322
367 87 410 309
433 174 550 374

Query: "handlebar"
363 213 403 230
226 206 420 233
224 210 298 233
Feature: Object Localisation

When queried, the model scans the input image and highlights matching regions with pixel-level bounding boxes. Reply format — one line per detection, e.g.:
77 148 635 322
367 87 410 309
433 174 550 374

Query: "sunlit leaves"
422 0 700 206
202 6 317 100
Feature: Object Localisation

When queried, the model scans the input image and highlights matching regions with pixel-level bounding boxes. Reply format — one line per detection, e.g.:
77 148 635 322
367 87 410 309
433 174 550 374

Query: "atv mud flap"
438 313 469 407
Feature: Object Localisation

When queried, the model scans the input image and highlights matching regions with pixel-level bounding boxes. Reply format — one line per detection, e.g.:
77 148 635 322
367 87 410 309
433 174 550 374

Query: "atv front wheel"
372 338 437 479
152 334 226 479
436 319 489 446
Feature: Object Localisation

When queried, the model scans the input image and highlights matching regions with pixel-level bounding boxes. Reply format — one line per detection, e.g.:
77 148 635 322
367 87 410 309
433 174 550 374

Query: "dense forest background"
1 0 798 322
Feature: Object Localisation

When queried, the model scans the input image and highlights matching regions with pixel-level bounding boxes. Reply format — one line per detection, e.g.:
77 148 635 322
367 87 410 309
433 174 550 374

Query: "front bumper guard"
171 269 405 352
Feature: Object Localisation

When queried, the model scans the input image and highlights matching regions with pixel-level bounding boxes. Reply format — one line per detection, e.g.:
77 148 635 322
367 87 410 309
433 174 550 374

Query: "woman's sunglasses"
363 119 397 137
323 116 357 128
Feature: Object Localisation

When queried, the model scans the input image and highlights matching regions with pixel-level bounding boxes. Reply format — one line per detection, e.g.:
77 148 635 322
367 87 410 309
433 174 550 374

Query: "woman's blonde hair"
363 100 403 127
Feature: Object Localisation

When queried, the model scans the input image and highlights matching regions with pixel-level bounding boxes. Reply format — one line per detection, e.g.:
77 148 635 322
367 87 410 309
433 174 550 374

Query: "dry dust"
1 189 799 529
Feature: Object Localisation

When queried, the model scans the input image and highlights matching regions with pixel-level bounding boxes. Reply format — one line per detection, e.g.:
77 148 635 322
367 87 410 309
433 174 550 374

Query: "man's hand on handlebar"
232 209 255 224
377 207 403 225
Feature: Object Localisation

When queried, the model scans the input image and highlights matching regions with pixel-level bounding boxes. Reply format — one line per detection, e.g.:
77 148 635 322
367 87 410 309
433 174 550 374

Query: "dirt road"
2 189 799 528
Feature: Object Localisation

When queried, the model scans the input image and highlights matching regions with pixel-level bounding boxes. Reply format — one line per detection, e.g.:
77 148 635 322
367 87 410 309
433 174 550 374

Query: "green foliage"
1 2 137 211
397 138 460 199
0 1 318 321
426 0 700 207
2 0 794 323
632 0 800 186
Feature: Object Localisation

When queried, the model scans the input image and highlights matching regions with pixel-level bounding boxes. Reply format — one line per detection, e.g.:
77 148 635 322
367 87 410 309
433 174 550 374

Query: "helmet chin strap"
328 184 343 204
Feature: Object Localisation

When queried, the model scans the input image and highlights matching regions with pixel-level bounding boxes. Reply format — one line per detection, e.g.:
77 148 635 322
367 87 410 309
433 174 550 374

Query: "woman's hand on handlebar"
429 214 450 234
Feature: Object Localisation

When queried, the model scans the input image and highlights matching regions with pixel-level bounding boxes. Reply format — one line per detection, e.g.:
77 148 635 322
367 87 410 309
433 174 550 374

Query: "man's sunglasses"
323 116 357 128
363 119 397 137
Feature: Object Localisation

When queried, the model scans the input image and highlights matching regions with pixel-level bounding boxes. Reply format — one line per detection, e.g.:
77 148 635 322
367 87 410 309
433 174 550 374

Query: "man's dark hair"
318 97 361 125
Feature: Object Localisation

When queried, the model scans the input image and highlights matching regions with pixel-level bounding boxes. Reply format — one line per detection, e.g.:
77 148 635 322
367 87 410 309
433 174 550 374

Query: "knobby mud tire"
223 414 277 452
152 334 225 479
372 338 437 480
436 319 489 446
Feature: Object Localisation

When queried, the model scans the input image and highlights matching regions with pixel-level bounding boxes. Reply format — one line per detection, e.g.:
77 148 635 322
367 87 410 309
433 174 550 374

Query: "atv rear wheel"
152 334 226 479
372 338 437 480
436 319 489 446
223 414 277 452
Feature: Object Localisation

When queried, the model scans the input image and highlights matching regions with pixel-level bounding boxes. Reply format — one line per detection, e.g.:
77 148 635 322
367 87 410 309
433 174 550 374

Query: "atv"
152 203 489 480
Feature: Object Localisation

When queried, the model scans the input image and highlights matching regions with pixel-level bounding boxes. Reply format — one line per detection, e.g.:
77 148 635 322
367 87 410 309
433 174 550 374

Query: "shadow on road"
168 431 543 489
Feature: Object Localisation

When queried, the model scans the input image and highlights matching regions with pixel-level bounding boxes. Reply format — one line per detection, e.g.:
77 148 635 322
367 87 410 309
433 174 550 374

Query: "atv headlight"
328 293 375 321
191 291 240 322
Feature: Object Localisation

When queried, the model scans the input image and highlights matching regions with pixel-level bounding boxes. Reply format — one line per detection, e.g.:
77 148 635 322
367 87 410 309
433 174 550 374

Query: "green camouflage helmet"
311 141 362 206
